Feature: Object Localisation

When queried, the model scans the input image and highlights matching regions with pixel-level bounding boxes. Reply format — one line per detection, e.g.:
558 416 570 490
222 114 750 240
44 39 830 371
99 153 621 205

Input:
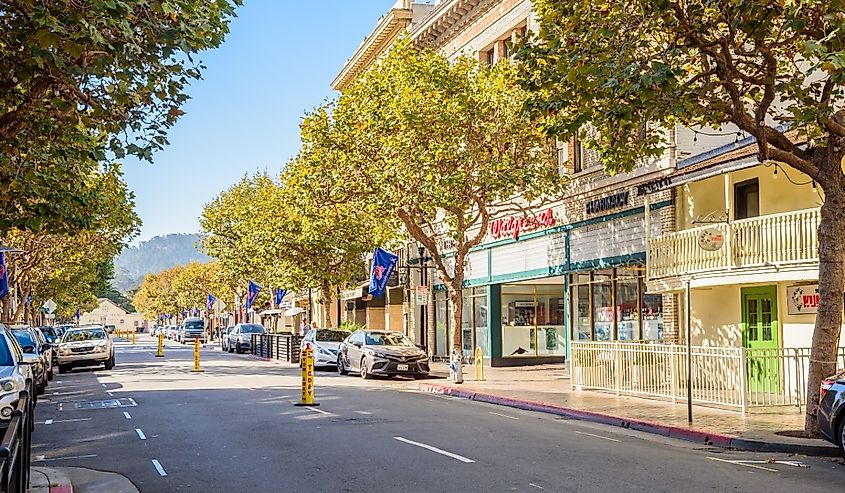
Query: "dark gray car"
337 330 429 379
819 369 845 457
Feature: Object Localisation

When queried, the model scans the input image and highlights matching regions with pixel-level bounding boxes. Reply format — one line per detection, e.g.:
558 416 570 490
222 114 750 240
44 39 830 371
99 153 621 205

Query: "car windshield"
63 329 106 342
239 324 265 334
11 331 35 348
315 330 347 342
185 321 204 330
41 328 59 343
365 333 414 347
0 337 13 367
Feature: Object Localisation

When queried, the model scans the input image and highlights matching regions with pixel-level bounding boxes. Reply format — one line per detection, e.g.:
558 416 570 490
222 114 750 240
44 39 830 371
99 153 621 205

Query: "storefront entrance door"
741 286 780 394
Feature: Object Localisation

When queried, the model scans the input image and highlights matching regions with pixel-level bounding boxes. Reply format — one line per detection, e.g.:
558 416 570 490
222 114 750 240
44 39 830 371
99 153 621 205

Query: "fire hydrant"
449 352 464 384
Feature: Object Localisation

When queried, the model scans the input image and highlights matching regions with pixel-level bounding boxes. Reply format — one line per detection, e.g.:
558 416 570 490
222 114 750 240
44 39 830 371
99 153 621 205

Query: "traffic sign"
42 299 57 314
416 285 429 305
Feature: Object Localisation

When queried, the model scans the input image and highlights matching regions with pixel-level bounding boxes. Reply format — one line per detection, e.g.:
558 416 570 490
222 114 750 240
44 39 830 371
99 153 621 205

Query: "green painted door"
741 286 780 394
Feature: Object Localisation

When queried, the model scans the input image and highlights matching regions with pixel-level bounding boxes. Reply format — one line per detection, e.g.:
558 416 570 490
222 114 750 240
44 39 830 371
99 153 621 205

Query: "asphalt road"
31 336 845 492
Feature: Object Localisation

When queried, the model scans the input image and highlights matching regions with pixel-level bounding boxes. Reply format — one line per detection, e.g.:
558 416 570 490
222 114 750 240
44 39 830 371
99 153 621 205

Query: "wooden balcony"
647 208 820 281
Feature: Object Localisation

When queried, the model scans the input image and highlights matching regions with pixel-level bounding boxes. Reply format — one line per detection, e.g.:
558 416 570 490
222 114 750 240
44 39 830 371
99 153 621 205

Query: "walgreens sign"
489 209 556 240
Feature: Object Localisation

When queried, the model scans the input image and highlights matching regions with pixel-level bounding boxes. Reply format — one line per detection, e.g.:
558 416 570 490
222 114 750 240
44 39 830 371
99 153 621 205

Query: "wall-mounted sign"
696 227 724 251
489 209 556 240
787 284 819 315
636 176 675 196
416 285 430 305
586 191 629 215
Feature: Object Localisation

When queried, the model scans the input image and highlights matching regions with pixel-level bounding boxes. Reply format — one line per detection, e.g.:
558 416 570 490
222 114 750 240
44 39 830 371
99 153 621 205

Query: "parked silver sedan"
301 329 348 368
226 323 265 354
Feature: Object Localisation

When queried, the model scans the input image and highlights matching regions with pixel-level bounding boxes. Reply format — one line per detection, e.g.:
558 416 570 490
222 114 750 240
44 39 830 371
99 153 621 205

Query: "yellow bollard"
193 337 202 372
294 345 319 407
155 333 164 358
132 330 136 345
474 346 485 381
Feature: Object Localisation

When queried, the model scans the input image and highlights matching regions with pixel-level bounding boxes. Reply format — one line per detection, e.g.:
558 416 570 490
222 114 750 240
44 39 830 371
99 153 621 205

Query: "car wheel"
58 364 69 374
105 355 115 370
838 417 845 459
360 358 371 380
47 368 54 381
338 356 348 376
228 344 234 353
37 382 46 395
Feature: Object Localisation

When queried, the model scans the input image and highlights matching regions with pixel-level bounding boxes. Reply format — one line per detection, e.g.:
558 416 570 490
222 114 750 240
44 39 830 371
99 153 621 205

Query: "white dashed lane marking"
393 437 475 463
152 459 167 477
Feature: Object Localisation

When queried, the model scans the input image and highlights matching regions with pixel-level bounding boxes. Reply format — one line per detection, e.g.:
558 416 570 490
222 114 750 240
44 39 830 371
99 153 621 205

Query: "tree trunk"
320 282 333 329
0 297 7 323
805 185 845 436
448 282 463 356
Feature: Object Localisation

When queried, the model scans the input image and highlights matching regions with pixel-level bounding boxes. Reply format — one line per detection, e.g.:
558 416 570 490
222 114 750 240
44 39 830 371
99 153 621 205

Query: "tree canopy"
298 39 566 350
0 0 241 234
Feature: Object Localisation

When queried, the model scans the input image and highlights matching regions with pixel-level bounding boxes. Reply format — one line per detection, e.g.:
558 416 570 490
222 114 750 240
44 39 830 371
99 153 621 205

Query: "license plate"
396 364 409 371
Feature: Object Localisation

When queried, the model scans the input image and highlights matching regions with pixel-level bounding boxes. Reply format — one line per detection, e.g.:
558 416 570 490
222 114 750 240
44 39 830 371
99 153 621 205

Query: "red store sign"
489 209 556 240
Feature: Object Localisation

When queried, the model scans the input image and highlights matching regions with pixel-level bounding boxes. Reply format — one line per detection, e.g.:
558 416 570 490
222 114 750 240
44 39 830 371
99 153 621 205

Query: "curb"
31 466 74 493
416 382 840 457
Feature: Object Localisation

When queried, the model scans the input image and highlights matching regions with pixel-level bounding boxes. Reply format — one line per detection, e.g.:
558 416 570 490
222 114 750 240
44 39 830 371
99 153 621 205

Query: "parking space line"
707 456 778 472
124 412 132 420
354 411 373 415
34 454 98 462
152 459 167 477
43 418 91 425
489 411 519 420
128 398 138 406
393 437 475 463
305 406 331 415
573 431 620 442
135 429 146 440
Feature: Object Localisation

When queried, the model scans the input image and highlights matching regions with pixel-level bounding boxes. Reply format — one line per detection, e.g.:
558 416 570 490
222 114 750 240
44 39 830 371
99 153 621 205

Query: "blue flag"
0 253 8 300
368 247 399 298
207 294 216 311
75 308 80 322
246 281 262 311
274 288 287 306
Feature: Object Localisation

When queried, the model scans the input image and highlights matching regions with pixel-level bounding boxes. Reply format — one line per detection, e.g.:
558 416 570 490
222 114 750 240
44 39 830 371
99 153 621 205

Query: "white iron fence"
570 342 845 412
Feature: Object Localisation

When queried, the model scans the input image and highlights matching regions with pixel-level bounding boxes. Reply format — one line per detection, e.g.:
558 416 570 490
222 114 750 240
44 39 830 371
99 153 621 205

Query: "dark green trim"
488 284 502 360
564 275 571 362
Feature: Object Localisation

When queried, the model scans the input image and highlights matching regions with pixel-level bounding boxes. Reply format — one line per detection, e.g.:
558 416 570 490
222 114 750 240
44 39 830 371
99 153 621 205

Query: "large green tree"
0 0 241 233
518 0 845 434
300 39 565 352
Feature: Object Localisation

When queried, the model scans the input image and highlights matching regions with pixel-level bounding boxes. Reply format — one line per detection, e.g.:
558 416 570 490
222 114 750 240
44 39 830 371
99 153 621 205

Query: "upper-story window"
734 178 760 220
485 49 495 67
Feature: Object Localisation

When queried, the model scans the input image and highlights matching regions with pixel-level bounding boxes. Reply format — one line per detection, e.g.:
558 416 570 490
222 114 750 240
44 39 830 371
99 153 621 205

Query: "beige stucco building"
79 299 147 332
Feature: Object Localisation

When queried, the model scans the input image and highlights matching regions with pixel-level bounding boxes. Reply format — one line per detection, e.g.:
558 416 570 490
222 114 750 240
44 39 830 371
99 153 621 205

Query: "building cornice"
331 7 414 91
410 0 496 49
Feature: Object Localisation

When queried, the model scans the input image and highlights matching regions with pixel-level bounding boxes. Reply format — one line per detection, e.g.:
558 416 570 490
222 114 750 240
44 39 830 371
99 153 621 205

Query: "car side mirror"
352 341 362 348
22 345 35 354
42 343 51 352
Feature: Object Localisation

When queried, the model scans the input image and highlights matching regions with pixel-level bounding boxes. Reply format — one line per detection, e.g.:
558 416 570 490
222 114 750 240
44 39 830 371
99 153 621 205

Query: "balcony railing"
647 207 820 280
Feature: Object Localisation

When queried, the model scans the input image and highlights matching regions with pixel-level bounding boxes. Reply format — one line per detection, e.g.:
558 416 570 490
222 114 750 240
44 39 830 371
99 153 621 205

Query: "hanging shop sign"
489 209 556 240
696 227 724 251
787 284 819 315
586 191 629 215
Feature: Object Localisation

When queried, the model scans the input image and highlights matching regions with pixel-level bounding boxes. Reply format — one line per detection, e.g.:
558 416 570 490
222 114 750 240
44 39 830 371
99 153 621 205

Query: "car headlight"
0 379 17 392
95 342 108 352
371 351 387 359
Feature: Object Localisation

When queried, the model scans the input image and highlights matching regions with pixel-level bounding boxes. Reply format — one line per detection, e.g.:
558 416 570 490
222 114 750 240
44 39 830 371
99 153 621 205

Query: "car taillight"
820 378 836 399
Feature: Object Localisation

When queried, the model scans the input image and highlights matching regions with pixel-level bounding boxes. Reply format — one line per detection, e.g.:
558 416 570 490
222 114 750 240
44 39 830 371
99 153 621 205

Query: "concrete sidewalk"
419 362 840 456
30 467 139 493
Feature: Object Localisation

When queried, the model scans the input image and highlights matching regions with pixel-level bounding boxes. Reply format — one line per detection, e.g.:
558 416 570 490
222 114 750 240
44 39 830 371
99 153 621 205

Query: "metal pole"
685 279 693 424
307 289 313 324
420 256 427 351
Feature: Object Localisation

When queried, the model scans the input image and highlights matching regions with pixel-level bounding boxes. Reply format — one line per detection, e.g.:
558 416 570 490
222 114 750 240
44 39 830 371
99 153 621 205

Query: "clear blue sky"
123 0 397 243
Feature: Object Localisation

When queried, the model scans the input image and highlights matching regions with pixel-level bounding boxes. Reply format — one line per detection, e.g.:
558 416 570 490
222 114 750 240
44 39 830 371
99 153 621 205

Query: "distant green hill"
113 233 209 292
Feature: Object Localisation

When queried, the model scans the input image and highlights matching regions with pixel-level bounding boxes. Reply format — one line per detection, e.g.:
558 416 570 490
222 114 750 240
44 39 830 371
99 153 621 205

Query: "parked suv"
0 325 33 420
10 327 50 394
56 326 114 373
179 317 206 344
819 370 845 457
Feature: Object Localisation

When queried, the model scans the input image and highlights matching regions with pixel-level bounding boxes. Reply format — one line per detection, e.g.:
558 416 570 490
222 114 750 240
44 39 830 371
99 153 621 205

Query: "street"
28 337 845 492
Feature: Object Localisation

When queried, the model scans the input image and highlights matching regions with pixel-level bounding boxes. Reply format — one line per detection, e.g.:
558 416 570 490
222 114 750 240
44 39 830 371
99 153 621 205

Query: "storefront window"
474 292 489 358
570 267 662 343
642 292 664 340
502 284 565 358
572 284 591 340
616 275 639 341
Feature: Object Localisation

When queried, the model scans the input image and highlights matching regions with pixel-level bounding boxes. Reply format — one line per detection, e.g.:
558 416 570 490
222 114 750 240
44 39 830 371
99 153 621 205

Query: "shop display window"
502 284 566 358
